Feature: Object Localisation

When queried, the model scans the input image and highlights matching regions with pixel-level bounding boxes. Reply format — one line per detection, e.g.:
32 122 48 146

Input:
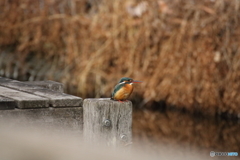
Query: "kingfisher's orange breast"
113 84 133 100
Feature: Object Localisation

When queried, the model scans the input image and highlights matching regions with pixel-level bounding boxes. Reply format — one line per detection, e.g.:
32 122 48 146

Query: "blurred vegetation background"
0 0 240 116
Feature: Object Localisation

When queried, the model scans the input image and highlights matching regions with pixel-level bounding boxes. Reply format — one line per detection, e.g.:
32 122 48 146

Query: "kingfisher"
111 77 142 102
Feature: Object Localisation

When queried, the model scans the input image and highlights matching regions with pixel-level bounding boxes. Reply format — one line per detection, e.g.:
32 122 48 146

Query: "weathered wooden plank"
0 77 13 83
0 86 48 109
0 96 16 110
0 77 64 92
83 98 132 147
0 77 43 89
0 77 82 107
24 88 82 107
23 80 64 93
0 107 83 133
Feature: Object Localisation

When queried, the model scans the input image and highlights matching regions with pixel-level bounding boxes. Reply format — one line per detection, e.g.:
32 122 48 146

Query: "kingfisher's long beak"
132 80 142 83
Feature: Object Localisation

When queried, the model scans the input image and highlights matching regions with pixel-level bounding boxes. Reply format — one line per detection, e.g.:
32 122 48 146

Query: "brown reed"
0 0 240 116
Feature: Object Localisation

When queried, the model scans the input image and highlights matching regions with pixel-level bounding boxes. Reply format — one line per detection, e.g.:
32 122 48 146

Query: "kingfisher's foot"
110 98 129 102
118 100 129 103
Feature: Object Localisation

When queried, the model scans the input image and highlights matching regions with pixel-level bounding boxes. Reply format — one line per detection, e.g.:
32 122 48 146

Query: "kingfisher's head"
118 77 142 85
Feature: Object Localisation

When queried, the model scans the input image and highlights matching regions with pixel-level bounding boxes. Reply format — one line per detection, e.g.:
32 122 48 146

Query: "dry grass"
0 0 240 116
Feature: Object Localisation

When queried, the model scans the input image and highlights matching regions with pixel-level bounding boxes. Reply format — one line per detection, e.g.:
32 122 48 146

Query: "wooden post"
83 98 132 147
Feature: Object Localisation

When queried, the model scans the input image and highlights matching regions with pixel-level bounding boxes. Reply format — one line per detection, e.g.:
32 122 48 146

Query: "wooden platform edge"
0 77 82 108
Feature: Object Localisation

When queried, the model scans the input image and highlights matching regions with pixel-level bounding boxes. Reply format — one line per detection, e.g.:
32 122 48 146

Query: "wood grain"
83 98 132 147
0 86 48 109
23 80 64 93
0 96 16 110
0 77 82 108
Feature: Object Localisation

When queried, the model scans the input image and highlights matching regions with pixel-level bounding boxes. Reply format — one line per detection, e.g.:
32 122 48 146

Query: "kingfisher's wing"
111 83 124 98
